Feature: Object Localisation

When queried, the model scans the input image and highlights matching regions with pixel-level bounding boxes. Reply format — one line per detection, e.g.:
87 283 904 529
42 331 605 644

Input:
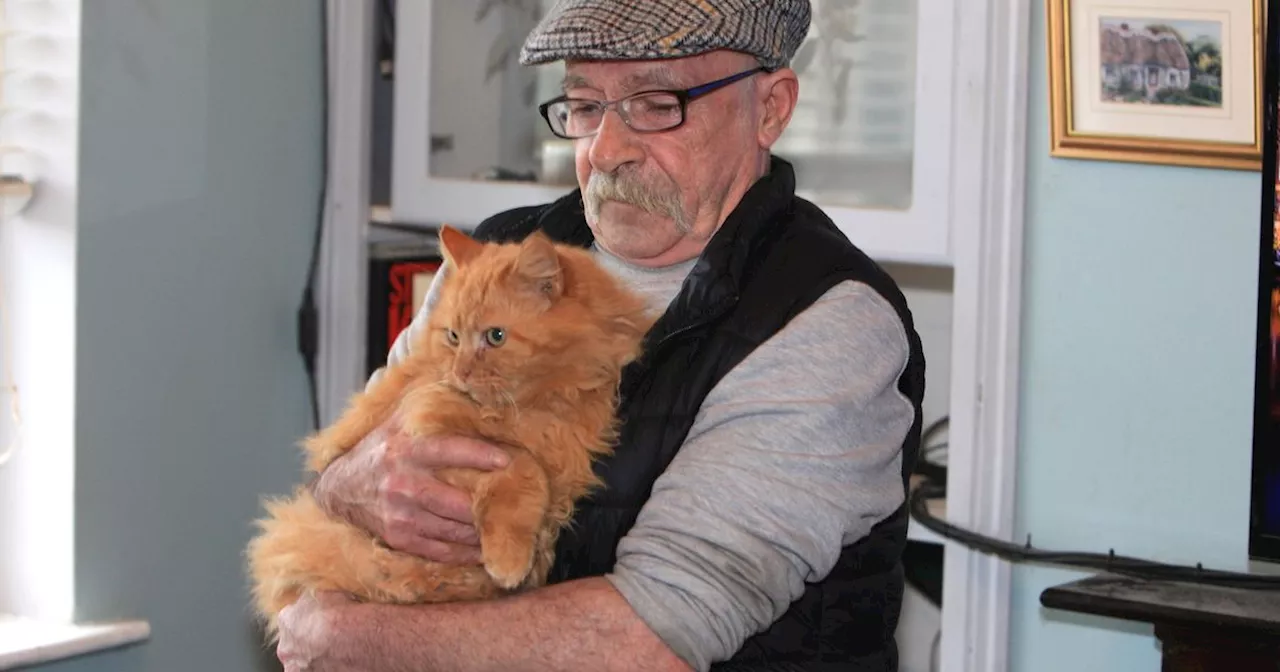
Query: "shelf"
0 616 150 668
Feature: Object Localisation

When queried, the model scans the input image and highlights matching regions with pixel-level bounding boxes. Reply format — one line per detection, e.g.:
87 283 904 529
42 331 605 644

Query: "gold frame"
1047 0 1265 171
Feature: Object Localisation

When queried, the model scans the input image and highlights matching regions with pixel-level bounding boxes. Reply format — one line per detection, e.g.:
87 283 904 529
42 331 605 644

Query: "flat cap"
519 0 812 72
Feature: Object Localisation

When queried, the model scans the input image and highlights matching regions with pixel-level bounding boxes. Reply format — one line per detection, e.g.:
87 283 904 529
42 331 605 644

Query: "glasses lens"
623 92 683 131
546 100 603 138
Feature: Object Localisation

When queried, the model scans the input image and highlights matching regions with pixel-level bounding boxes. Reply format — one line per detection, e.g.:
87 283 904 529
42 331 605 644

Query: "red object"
386 261 441 353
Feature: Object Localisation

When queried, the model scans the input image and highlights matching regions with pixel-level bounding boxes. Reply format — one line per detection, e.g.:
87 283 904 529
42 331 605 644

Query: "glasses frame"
537 66 770 140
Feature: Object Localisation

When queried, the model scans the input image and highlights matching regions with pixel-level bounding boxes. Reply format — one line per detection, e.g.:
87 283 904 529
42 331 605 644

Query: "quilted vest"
472 157 925 670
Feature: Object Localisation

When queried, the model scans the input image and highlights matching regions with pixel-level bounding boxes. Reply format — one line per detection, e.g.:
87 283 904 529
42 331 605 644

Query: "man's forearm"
334 577 693 672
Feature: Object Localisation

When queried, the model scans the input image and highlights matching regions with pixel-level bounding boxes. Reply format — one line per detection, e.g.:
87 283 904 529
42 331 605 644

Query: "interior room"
0 0 1277 670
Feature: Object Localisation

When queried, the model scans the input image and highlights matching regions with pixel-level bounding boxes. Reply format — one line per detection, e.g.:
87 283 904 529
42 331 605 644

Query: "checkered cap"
519 0 812 71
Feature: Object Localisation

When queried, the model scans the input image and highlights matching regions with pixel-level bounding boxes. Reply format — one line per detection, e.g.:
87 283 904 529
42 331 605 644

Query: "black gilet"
471 157 925 670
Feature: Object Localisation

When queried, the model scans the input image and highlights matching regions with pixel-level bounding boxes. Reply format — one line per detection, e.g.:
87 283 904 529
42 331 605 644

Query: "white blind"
0 0 20 470
774 0 918 209
0 0 79 622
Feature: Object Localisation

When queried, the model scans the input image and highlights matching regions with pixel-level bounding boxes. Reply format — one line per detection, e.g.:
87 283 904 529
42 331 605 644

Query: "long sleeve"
604 281 915 670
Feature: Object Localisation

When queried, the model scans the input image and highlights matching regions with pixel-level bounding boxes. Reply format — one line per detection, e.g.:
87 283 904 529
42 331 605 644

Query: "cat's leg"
523 525 558 590
465 451 551 589
302 365 413 473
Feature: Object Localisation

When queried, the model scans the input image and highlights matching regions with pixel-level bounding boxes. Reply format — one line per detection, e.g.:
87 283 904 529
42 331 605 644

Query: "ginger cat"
246 226 651 637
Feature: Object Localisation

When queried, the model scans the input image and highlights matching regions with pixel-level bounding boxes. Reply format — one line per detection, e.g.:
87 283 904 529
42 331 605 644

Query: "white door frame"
317 0 374 427
319 2 1030 670
939 1 1031 670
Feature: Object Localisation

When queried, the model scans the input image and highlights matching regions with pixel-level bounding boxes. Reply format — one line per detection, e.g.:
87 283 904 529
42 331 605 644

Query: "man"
276 1 925 670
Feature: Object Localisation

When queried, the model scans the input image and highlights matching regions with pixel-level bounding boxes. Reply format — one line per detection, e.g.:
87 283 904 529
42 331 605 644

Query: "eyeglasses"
537 66 769 140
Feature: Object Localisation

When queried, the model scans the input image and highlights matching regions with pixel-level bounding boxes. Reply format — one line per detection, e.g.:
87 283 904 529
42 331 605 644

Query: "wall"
23 0 322 670
1010 2 1261 670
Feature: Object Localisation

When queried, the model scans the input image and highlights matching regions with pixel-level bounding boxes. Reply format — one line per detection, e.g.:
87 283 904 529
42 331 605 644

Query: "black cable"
378 0 395 79
296 0 327 432
913 416 948 486
908 482 1280 591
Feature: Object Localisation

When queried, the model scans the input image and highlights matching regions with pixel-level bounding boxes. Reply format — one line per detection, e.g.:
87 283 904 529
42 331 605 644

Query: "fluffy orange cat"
245 226 651 637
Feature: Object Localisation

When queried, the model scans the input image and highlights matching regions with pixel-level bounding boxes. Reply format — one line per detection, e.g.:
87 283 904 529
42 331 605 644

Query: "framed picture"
1048 0 1265 170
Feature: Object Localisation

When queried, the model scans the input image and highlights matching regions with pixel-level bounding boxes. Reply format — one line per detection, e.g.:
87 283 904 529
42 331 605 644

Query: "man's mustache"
584 170 691 232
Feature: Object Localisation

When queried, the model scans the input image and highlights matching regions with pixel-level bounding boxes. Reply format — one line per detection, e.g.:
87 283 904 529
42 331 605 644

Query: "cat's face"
426 227 579 407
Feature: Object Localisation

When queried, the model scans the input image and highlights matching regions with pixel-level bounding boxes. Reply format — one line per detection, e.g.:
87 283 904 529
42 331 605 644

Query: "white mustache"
584 170 691 232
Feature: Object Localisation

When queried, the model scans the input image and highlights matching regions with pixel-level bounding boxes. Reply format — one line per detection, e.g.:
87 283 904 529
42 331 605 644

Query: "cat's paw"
482 538 535 589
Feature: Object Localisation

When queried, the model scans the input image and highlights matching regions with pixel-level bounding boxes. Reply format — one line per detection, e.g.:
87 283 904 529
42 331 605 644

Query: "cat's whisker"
501 390 521 420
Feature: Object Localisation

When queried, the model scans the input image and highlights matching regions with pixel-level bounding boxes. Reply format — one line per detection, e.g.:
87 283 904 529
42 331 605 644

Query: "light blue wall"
1011 2 1262 670
15 1 1262 670
22 1 322 670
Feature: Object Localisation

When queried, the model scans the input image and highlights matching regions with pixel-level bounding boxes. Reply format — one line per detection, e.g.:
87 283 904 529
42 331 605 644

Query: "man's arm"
604 280 915 669
289 280 913 671
324 577 690 672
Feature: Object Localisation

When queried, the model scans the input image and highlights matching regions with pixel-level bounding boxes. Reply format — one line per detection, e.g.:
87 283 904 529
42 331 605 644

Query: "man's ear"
757 68 800 149
516 231 563 300
439 225 483 268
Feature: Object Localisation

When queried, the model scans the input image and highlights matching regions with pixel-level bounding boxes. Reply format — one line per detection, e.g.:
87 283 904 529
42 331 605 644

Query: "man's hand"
312 415 510 564
276 592 361 672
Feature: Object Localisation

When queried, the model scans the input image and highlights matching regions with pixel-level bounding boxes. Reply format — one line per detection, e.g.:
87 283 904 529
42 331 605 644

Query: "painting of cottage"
1098 17 1223 107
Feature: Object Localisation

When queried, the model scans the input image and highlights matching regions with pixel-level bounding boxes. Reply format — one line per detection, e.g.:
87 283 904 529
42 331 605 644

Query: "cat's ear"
516 232 563 300
439 225 483 269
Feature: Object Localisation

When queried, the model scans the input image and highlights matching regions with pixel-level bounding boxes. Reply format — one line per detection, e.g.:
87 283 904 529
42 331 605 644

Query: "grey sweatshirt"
381 245 914 671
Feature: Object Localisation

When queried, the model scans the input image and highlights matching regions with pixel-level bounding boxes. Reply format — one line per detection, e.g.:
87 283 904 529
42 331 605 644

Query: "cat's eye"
484 327 506 347
445 329 459 346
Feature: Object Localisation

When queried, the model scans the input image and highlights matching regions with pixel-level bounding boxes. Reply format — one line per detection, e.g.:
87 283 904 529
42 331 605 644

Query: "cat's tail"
244 489 500 640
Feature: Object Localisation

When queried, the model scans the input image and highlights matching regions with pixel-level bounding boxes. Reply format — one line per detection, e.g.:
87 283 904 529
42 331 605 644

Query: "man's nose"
587 111 644 174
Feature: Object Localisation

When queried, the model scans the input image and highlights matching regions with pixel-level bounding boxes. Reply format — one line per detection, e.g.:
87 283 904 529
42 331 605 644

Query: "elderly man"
276 1 925 670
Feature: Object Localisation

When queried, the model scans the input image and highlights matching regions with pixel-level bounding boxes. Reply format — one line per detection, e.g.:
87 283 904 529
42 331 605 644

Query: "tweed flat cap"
519 0 812 71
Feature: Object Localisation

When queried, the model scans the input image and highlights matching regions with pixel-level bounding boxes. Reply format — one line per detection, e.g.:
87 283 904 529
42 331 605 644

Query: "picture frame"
1047 0 1265 170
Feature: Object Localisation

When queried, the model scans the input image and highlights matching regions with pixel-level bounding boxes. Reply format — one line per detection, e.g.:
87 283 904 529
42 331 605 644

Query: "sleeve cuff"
605 571 710 672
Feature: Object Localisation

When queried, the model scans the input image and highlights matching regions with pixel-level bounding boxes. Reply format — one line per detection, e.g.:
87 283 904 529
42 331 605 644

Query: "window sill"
0 615 149 668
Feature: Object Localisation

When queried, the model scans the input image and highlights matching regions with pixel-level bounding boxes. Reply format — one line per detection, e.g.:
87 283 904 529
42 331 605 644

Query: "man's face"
562 50 769 267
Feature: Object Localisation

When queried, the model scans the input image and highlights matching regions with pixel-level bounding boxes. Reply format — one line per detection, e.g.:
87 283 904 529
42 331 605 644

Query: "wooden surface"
1041 574 1280 671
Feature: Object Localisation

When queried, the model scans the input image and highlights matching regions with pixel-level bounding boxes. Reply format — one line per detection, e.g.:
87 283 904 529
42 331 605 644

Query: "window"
775 0 917 210
0 0 80 625
390 0 956 263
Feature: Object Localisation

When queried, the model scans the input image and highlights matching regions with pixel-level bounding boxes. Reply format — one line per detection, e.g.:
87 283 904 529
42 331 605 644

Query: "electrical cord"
296 0 328 432
914 415 948 486
908 481 1280 591
378 0 395 78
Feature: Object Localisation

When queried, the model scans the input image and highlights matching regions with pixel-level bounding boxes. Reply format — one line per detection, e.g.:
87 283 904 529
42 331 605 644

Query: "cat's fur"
245 226 651 637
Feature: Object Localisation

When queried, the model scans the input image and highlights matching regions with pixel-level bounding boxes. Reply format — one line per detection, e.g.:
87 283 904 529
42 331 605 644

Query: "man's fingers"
406 538 484 565
414 474 478 525
384 469 477 526
412 435 510 471
418 514 481 546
